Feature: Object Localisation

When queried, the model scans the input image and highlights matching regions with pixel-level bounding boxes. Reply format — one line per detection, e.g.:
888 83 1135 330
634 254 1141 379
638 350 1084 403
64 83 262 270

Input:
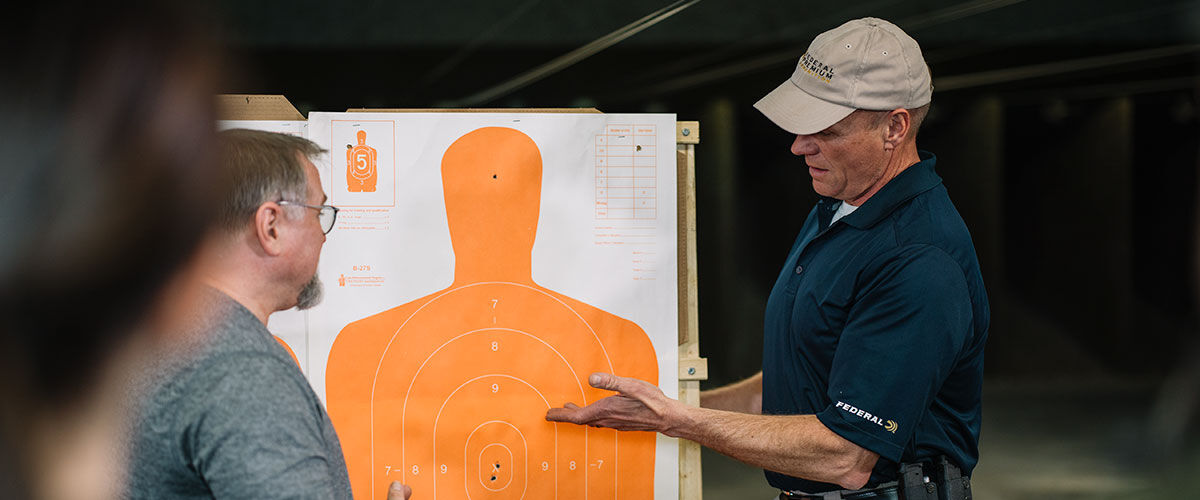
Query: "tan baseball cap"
754 17 932 135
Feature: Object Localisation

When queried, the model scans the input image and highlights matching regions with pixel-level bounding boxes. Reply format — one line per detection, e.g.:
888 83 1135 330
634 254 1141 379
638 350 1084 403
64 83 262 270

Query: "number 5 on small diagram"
346 129 377 192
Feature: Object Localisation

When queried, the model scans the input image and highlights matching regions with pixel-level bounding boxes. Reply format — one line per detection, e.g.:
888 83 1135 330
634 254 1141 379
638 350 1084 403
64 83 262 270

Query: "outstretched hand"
545 372 688 437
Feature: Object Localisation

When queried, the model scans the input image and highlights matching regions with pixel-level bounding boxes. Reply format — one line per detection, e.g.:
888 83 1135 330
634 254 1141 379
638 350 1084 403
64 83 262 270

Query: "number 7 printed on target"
347 129 378 192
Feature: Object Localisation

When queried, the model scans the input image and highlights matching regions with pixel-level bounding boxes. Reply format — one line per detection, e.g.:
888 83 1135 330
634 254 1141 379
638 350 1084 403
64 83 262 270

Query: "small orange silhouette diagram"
326 127 659 500
347 129 378 192
339 274 347 287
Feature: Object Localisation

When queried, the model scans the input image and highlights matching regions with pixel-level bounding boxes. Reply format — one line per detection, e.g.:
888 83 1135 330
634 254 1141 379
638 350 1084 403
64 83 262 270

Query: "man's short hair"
909 104 931 135
216 129 326 232
860 103 932 139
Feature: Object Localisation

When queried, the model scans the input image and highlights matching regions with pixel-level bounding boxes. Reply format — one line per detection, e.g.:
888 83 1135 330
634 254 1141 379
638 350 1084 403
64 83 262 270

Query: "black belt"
779 482 900 500
778 457 970 500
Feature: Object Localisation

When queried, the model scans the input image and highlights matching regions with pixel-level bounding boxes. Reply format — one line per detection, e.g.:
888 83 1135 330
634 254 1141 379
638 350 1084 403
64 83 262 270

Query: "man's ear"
883 108 912 151
253 202 286 257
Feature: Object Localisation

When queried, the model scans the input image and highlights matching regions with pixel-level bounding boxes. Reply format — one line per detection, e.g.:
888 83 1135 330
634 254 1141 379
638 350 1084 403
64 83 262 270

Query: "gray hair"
216 129 326 232
908 104 931 136
858 103 932 140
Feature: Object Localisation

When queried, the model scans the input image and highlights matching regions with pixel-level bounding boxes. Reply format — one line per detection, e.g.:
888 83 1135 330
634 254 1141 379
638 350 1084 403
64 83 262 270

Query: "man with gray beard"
126 130 405 499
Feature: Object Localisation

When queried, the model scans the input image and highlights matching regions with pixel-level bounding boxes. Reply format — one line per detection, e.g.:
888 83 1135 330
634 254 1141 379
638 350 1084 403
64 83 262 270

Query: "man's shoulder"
192 347 309 392
128 326 322 498
195 308 311 393
134 350 347 500
140 304 311 411
187 292 300 370
140 341 312 422
889 184 973 248
845 181 979 285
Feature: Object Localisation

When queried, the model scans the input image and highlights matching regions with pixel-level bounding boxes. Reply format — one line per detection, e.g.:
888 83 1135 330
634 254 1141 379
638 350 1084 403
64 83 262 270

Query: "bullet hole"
490 476 497 481
492 174 498 179
636 145 642 151
346 144 353 149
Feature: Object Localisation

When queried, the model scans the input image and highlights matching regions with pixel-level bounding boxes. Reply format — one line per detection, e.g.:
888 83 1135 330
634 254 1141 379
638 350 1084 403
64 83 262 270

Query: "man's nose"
791 134 818 156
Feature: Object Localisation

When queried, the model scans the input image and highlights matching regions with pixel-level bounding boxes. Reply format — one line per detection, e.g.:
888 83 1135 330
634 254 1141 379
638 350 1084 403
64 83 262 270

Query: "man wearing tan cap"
548 18 988 500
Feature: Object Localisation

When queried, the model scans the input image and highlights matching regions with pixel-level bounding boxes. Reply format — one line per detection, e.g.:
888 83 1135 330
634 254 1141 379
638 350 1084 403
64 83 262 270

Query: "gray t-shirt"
126 290 352 499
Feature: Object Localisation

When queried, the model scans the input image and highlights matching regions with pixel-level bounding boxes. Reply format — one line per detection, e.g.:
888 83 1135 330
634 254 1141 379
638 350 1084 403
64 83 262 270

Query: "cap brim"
754 79 855 135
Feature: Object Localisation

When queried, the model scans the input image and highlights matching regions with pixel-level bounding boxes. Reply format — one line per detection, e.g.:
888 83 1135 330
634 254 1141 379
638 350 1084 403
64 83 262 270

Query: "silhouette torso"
326 127 658 500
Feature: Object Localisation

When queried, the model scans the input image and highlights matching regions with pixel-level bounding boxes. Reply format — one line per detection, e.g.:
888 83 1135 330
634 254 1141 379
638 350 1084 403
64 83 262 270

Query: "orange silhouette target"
347 129 378 192
326 127 659 500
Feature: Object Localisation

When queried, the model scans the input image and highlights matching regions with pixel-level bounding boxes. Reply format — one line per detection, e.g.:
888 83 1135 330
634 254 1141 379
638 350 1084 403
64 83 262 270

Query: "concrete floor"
698 379 1200 499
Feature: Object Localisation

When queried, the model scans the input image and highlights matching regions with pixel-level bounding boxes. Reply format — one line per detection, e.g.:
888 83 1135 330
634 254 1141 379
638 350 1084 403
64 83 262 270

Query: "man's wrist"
662 403 705 441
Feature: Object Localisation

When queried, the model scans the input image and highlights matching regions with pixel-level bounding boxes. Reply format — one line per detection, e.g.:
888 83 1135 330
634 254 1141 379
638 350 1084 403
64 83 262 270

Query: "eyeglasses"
278 200 340 234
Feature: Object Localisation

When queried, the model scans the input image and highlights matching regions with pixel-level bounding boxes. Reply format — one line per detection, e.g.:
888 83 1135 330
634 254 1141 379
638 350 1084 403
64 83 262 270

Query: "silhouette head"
356 129 367 146
441 127 542 282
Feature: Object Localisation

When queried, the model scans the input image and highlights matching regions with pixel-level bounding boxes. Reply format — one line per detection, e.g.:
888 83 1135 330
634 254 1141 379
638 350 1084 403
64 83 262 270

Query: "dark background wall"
216 0 1200 385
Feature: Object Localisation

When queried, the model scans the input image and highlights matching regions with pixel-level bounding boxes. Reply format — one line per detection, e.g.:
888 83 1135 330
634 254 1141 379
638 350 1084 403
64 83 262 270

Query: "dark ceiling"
213 0 1200 377
217 0 1200 112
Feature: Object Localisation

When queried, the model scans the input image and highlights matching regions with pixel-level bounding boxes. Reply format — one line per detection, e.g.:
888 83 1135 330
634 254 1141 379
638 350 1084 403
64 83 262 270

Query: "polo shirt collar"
825 151 941 230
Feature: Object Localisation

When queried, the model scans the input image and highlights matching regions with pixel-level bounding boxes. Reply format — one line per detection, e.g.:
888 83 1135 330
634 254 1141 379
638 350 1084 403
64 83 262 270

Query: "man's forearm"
700 371 763 413
546 372 877 490
665 406 877 490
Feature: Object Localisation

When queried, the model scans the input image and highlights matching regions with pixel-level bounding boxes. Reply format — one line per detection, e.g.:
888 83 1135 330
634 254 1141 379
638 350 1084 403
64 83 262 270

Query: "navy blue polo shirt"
761 152 989 493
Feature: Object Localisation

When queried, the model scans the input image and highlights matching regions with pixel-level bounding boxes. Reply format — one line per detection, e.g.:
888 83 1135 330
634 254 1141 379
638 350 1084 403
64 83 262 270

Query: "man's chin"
812 181 835 198
295 274 323 310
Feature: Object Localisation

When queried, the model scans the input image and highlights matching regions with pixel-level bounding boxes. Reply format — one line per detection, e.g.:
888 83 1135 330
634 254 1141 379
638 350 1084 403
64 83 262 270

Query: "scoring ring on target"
478 443 514 491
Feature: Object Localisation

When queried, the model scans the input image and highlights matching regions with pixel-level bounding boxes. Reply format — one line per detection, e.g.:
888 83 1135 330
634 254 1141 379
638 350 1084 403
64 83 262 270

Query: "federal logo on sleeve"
835 401 898 434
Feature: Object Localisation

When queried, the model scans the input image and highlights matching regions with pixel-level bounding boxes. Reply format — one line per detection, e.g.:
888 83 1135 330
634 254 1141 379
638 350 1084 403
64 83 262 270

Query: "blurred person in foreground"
0 1 225 499
548 18 988 500
125 129 411 500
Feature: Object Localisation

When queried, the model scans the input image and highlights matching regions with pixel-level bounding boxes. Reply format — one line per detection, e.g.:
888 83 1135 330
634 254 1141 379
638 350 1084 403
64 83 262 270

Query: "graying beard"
295 273 323 310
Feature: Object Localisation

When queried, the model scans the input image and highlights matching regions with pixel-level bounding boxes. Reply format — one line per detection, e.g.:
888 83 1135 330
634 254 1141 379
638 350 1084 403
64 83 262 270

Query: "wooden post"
217 94 304 120
676 121 707 500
